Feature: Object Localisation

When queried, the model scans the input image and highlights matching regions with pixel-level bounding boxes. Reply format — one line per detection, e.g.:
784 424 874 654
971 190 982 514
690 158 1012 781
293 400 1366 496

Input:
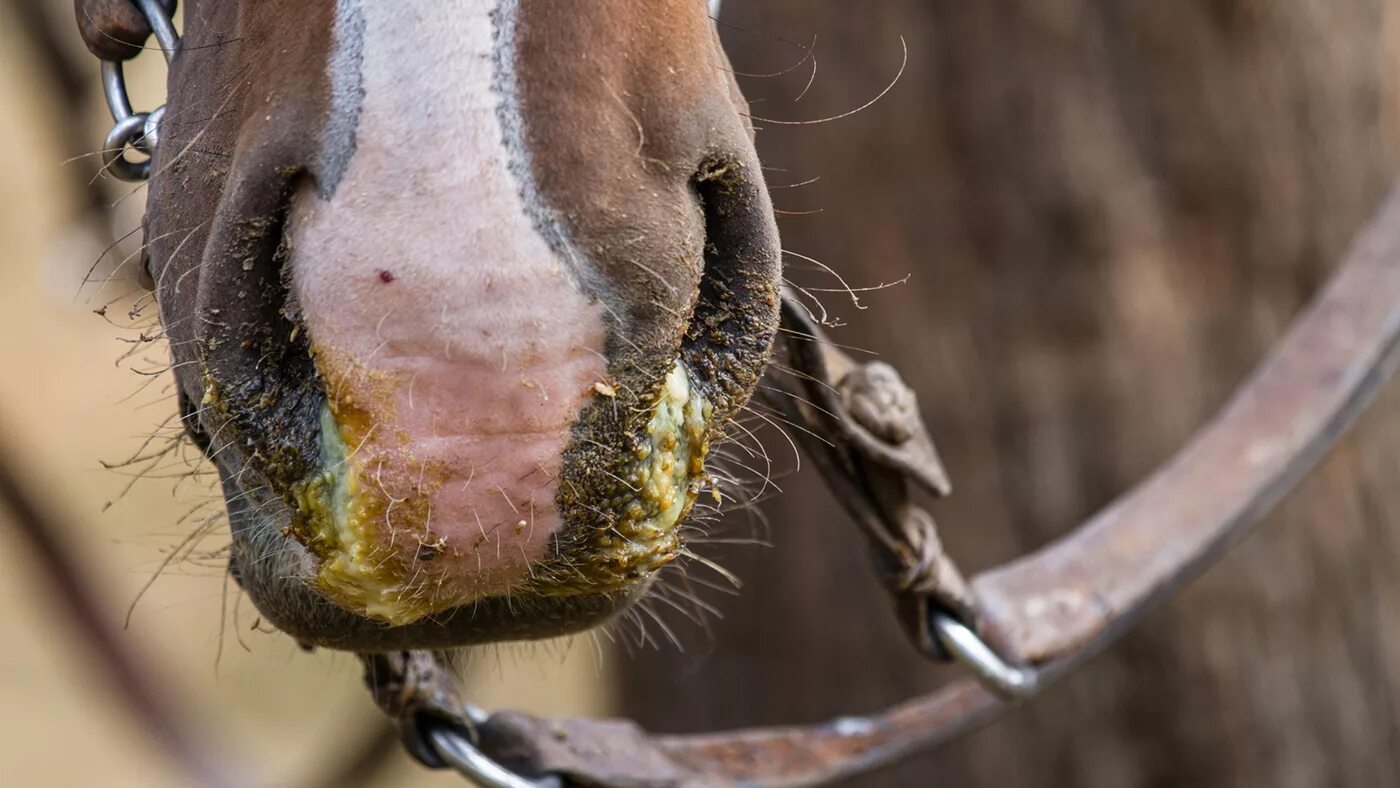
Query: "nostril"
544 155 784 600
681 157 784 419
193 173 324 493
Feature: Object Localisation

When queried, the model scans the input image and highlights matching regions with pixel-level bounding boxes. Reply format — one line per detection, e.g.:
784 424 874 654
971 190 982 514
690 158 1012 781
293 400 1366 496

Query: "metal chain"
99 0 178 181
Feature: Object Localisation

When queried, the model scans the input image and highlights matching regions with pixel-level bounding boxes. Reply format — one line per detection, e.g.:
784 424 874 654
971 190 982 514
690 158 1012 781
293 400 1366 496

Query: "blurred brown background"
620 3 1400 787
6 1 1400 787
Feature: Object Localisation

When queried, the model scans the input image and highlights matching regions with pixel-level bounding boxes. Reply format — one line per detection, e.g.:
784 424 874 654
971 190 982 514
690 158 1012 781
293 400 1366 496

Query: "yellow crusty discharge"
556 360 712 592
292 360 711 621
292 405 437 625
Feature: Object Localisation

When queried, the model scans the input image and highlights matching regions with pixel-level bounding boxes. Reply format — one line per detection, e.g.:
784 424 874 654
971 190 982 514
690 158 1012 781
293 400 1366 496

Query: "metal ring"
100 60 134 122
103 113 153 182
136 0 180 62
930 612 1040 700
423 717 562 788
142 105 166 152
98 0 180 182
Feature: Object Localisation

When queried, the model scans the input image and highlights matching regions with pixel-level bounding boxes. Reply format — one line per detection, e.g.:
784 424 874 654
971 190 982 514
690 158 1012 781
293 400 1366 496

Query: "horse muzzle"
152 0 780 650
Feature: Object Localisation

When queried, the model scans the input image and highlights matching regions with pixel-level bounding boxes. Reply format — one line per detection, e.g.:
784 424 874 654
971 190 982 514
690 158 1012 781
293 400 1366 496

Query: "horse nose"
184 0 778 635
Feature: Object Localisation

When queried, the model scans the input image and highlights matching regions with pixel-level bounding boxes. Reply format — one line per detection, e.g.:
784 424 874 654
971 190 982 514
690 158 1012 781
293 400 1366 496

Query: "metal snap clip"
930 611 1040 701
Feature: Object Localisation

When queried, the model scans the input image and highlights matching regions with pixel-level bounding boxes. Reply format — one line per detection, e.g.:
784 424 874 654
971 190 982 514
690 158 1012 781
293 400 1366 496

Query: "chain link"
99 0 178 181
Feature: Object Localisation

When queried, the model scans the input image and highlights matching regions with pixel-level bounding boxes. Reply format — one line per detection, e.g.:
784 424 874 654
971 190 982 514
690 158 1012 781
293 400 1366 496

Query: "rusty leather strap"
443 187 1400 787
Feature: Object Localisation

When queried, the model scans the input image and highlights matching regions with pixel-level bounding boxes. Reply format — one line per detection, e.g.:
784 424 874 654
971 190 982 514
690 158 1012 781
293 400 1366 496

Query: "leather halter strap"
366 187 1400 786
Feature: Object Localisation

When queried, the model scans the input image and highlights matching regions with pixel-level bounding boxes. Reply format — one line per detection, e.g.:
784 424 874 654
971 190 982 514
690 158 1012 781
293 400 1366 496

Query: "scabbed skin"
145 0 780 650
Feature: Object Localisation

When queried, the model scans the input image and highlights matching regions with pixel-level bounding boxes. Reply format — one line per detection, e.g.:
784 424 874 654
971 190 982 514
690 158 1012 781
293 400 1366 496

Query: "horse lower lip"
281 358 712 625
281 340 600 624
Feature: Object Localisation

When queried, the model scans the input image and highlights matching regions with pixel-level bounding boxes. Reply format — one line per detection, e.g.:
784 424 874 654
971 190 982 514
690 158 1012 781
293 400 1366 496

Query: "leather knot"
361 651 469 770
842 361 917 445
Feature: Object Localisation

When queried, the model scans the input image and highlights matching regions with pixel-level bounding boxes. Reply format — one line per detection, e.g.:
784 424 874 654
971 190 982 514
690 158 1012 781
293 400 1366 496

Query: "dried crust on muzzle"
144 0 782 650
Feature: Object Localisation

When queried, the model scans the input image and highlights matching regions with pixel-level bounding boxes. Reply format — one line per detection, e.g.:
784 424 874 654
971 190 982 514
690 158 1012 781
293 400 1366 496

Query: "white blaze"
286 0 609 619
